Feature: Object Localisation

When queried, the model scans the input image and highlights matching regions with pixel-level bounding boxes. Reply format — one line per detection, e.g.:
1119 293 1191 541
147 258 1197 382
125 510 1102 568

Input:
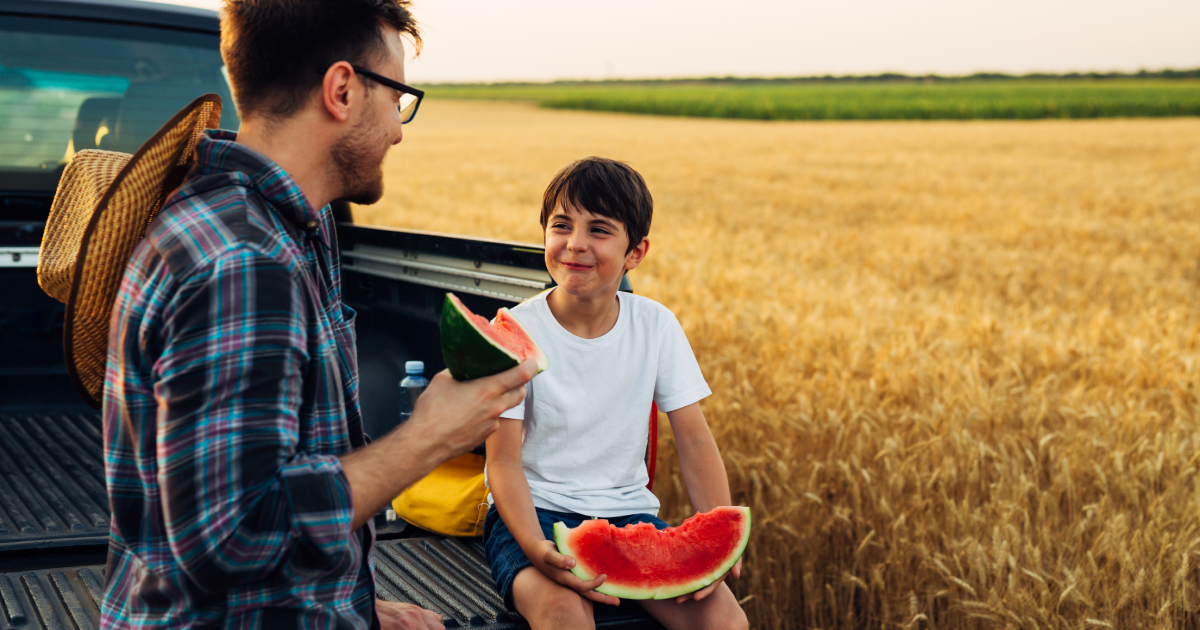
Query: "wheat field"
356 100 1200 629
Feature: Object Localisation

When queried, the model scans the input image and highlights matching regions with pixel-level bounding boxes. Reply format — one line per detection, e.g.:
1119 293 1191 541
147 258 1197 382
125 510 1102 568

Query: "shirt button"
305 220 319 230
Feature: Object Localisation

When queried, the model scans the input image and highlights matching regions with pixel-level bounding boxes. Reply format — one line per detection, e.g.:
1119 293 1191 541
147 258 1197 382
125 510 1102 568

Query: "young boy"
483 157 749 630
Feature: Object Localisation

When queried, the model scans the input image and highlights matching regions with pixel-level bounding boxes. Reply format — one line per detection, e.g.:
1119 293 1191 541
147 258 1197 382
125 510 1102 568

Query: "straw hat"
38 93 222 408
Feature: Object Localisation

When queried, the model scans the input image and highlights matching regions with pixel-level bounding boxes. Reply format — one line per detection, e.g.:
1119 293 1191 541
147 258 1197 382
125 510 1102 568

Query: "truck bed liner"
0 412 661 629
0 414 109 553
0 538 657 629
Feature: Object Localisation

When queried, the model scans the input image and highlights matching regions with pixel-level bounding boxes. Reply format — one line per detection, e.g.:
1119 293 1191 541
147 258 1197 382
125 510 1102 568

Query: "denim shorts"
481 507 669 608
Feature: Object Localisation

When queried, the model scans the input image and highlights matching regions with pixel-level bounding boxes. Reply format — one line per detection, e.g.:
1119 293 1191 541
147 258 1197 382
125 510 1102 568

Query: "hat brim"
63 93 222 408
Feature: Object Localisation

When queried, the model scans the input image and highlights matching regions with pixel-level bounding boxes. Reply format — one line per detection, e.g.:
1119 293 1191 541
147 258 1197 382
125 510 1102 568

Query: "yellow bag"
392 453 489 537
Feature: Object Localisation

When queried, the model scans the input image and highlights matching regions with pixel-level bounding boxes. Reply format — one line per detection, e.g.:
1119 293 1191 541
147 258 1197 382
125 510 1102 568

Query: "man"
100 1 536 628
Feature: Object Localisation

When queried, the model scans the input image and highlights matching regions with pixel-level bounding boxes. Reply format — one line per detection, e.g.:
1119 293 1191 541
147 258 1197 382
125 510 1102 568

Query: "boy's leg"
638 582 748 630
511 565 595 630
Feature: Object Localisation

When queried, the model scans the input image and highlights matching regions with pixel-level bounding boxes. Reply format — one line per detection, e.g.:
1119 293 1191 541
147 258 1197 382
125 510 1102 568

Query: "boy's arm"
666 401 743 602
485 420 619 606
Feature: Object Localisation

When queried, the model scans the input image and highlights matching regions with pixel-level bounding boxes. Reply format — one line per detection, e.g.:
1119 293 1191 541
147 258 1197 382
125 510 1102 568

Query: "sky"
164 0 1200 84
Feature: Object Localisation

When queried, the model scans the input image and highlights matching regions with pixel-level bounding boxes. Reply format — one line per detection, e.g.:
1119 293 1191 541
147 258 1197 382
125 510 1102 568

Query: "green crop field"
427 80 1200 121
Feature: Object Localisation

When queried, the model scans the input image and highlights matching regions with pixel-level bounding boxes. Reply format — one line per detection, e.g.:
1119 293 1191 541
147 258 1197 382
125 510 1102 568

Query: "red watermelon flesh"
488 309 540 361
553 506 751 600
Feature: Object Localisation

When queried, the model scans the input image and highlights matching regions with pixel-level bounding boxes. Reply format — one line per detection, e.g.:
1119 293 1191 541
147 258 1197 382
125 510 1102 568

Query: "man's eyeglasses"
351 66 424 124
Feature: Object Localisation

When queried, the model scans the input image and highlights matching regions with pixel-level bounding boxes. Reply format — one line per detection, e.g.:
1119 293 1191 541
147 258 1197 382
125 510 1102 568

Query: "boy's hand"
673 557 742 604
529 540 620 606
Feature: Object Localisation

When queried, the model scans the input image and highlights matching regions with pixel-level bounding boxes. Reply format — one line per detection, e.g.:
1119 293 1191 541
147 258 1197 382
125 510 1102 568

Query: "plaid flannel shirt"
101 130 376 629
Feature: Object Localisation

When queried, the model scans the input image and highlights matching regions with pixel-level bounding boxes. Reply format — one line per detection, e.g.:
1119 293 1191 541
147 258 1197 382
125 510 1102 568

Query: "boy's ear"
624 237 650 271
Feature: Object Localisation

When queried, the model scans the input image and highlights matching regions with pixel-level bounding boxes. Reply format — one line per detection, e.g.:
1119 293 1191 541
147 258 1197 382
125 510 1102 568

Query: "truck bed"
0 413 109 554
0 540 652 630
0 416 658 630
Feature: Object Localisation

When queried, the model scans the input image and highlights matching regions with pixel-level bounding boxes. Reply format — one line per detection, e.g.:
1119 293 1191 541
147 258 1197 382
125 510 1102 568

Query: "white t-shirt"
485 289 711 517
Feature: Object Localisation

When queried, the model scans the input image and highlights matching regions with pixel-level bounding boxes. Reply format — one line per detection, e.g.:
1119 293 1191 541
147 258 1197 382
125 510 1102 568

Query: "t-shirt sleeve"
653 312 711 412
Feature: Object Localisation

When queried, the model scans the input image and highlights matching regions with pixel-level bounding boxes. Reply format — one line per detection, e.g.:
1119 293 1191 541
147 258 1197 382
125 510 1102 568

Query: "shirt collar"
194 129 329 246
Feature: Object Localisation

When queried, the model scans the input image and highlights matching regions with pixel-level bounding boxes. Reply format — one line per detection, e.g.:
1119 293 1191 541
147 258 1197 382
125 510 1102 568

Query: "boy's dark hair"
221 0 421 120
541 157 653 254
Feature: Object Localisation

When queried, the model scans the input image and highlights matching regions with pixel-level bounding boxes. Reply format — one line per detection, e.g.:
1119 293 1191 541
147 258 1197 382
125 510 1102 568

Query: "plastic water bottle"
398 361 429 423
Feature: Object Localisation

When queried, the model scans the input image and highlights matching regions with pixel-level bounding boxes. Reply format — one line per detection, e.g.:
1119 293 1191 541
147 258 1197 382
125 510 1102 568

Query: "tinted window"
0 15 239 194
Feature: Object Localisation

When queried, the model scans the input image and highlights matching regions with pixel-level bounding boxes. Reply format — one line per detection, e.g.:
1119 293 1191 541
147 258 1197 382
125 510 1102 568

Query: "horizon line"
419 67 1200 87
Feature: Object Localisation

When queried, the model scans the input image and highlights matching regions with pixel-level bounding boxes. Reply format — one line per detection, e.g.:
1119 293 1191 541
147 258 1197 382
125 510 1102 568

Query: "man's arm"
666 401 742 601
155 245 356 593
339 363 536 531
155 244 535 591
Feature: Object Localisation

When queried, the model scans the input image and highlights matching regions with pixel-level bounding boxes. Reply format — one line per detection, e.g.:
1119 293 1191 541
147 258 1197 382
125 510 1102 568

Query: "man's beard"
330 112 388 205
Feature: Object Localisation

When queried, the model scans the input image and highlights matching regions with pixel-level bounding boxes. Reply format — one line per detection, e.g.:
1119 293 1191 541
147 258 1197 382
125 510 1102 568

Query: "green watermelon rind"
552 507 752 600
440 293 548 381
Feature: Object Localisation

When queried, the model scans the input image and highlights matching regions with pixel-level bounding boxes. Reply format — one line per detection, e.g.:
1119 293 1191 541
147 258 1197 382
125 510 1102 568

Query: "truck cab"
0 1 658 627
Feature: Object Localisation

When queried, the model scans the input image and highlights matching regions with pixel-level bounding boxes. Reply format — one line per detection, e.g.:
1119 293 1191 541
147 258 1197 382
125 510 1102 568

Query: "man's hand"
673 557 742 604
376 600 445 630
340 359 537 530
527 539 620 606
402 360 537 463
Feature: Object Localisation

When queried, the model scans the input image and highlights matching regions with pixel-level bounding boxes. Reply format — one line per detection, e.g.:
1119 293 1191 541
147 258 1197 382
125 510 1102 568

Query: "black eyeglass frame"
351 65 425 124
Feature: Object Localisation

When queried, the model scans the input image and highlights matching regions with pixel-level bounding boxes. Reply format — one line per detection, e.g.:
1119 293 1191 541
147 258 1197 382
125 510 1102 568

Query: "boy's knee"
513 568 594 630
539 589 593 628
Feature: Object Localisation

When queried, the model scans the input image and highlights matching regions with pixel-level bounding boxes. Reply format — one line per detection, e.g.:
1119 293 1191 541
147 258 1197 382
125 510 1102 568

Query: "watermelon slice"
553 506 751 600
440 292 548 381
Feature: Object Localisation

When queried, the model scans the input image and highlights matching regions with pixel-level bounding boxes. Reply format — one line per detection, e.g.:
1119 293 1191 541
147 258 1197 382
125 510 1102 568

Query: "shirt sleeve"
653 311 712 412
152 244 355 594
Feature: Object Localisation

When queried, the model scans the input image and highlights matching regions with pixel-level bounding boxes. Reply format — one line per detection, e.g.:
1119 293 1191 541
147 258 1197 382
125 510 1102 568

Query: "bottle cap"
405 360 425 375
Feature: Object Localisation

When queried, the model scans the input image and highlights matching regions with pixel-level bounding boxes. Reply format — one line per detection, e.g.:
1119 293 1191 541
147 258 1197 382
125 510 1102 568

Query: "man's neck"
546 284 622 340
236 114 337 211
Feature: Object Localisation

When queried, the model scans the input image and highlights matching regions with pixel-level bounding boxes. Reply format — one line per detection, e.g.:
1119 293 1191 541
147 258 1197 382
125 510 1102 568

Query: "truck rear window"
0 15 239 193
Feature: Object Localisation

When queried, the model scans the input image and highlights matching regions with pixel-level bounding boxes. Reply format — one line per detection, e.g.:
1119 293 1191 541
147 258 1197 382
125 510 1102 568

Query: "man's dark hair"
541 157 653 254
221 0 421 120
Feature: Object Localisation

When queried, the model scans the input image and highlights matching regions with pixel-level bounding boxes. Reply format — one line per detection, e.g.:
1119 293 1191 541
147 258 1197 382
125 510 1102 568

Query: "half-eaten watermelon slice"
440 293 548 381
553 506 751 600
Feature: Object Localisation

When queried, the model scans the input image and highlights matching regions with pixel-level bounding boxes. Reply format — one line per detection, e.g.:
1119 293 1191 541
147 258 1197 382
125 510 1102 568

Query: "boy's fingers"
555 570 598 591
582 590 620 606
560 573 618 605
575 574 606 591
543 548 574 570
675 574 724 603
693 582 717 601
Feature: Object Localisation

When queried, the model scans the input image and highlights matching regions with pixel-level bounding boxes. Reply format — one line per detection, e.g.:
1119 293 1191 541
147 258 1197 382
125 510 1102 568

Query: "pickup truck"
0 1 660 627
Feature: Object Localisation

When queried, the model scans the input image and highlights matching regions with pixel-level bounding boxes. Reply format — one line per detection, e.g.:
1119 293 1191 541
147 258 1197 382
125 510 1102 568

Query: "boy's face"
544 202 649 301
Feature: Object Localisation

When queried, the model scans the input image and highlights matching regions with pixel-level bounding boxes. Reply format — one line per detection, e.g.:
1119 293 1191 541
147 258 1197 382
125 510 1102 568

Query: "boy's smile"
544 202 648 303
